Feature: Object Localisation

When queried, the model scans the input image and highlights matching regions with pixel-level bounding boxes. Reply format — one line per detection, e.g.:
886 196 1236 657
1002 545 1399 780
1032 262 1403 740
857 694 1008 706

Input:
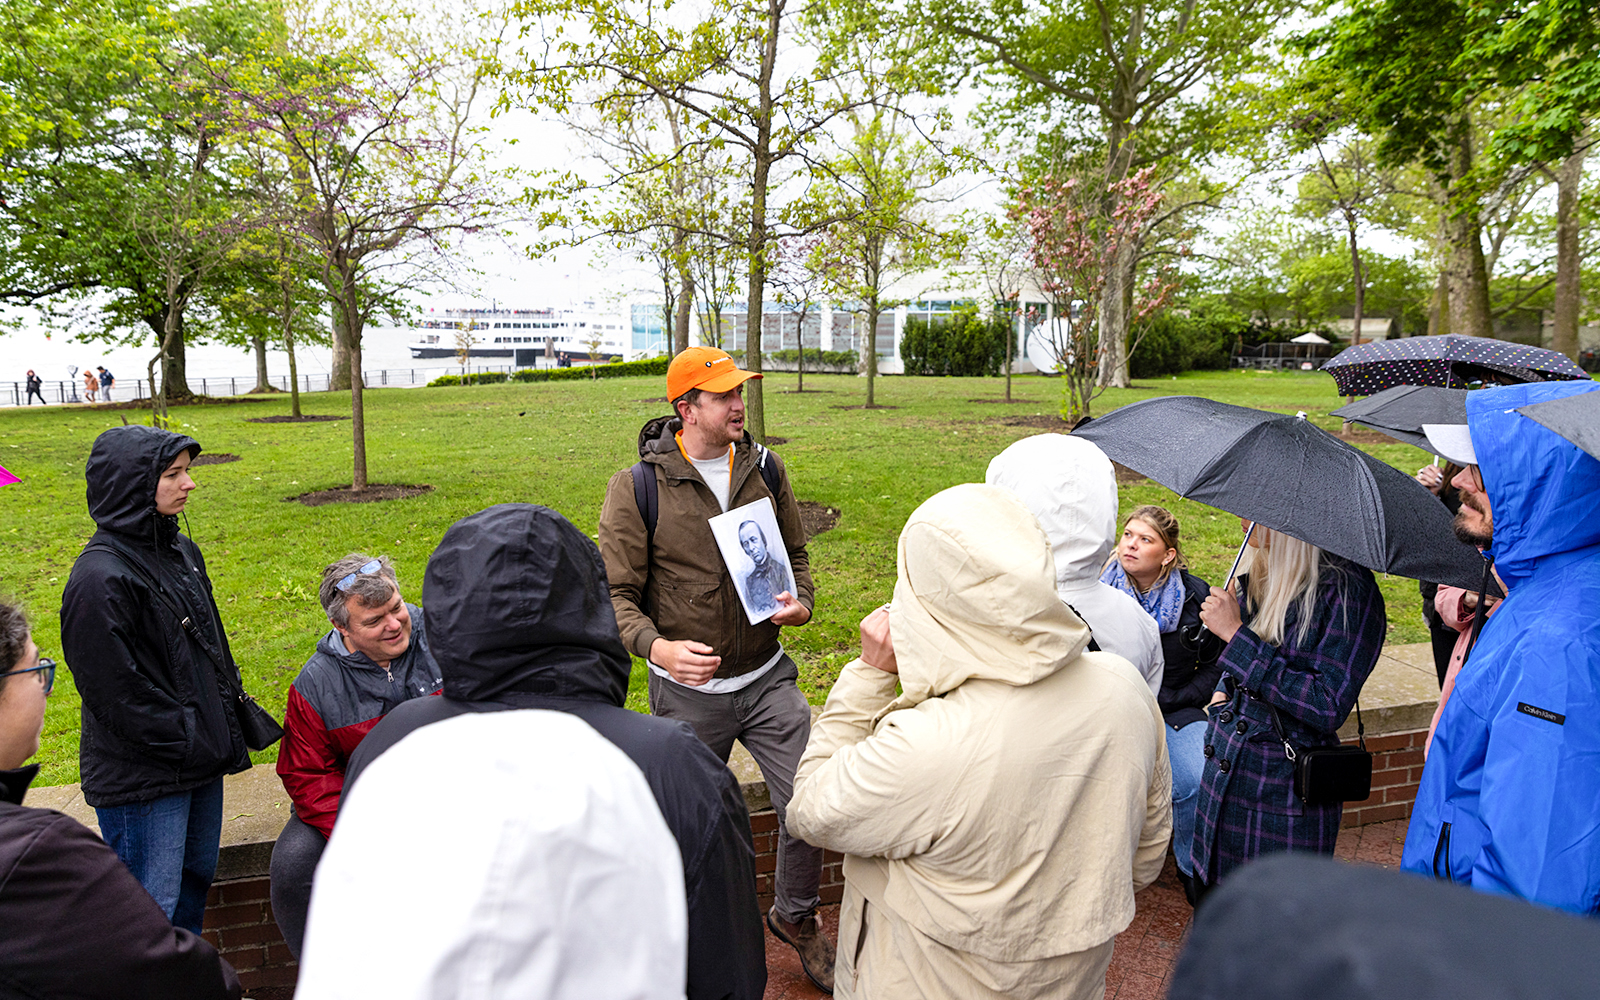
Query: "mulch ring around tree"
968 397 1041 404
798 501 840 539
831 404 900 411
246 415 348 424
192 453 241 467
289 484 434 507
764 437 788 446
1336 428 1402 446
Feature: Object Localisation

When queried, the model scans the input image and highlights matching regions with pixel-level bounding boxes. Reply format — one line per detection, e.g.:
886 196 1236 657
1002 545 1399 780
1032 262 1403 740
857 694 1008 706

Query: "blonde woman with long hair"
1189 518 1386 897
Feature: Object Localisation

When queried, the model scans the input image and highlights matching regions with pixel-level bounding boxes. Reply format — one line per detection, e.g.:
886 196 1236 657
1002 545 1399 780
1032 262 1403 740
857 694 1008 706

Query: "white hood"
883 483 1092 717
298 711 687 1000
985 434 1118 599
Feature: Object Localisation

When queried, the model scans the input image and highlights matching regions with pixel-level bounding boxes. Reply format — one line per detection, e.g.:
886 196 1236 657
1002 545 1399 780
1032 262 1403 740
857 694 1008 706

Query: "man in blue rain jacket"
1402 378 1600 913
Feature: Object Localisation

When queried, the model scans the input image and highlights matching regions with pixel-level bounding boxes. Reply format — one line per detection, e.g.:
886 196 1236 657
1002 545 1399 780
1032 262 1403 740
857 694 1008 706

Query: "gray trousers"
649 653 822 923
269 812 325 959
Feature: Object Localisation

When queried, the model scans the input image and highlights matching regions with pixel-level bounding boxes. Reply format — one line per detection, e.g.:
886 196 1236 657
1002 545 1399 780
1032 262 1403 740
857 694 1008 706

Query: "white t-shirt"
687 446 734 512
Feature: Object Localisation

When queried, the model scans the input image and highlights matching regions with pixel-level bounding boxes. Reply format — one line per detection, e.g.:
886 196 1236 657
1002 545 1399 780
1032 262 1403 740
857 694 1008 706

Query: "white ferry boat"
408 304 633 363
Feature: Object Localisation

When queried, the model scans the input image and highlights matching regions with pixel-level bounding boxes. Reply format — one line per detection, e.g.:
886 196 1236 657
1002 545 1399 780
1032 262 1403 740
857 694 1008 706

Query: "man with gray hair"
269 553 441 957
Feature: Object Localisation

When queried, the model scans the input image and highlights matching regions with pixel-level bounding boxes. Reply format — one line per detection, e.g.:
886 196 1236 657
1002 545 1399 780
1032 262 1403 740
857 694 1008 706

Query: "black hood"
85 426 201 539
423 504 632 704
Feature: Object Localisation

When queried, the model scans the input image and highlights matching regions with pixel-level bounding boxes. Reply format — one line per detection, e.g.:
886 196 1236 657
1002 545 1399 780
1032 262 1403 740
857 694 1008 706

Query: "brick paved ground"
760 819 1412 1000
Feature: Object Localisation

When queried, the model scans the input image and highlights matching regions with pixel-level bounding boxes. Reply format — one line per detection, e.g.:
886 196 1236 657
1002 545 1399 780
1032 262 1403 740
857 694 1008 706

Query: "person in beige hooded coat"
788 484 1171 1000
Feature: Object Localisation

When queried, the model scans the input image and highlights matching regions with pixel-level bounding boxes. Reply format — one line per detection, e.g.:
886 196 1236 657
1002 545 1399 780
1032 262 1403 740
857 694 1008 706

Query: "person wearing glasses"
269 553 441 958
0 602 242 998
60 426 254 936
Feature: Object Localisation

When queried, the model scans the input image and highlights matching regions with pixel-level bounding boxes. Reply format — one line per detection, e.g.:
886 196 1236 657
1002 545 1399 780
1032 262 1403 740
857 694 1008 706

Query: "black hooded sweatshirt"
60 426 250 807
0 764 242 999
344 504 766 1000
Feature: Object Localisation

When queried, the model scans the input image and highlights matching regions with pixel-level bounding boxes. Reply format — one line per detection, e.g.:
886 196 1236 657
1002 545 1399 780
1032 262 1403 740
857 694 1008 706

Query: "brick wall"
201 877 297 993
1340 728 1427 829
750 808 845 912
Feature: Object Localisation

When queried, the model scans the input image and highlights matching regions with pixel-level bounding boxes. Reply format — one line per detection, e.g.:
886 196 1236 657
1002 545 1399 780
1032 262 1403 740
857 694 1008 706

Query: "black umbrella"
1516 390 1600 462
1322 334 1588 397
1329 385 1468 451
1072 396 1489 591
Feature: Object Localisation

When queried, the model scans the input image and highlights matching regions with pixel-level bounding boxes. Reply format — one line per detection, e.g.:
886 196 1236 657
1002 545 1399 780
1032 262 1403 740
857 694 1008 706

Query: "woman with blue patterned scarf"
1101 505 1223 905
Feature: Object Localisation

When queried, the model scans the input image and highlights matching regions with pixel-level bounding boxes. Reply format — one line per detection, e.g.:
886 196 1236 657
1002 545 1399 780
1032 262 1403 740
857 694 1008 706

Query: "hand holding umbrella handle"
1198 522 1255 642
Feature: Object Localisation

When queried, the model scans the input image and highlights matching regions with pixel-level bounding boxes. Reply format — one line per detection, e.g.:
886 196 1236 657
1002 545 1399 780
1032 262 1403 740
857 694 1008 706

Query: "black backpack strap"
631 461 658 546
1062 601 1102 652
754 442 783 500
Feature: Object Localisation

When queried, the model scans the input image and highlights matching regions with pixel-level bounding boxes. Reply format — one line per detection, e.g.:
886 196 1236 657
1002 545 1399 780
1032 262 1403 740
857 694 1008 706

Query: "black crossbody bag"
84 542 283 751
1269 701 1371 806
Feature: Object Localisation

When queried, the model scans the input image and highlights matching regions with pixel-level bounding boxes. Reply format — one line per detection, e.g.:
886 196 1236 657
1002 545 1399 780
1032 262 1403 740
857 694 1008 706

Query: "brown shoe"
767 905 836 995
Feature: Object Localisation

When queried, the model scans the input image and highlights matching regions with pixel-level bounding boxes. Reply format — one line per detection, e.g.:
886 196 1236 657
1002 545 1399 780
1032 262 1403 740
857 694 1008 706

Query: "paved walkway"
761 820 1411 1000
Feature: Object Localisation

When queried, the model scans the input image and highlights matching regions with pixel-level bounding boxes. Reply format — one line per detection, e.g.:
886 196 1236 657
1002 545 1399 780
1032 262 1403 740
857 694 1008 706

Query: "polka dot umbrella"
1321 334 1589 397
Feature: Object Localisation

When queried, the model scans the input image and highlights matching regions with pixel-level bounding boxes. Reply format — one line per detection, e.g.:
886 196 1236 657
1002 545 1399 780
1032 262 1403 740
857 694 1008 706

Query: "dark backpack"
631 441 783 544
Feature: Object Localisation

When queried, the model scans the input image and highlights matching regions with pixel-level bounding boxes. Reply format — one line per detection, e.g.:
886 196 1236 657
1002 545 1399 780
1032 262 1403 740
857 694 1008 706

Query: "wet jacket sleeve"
4 810 241 999
789 660 948 858
1471 641 1600 911
598 468 665 661
276 687 343 838
1218 570 1387 734
1136 728 1173 892
60 557 190 761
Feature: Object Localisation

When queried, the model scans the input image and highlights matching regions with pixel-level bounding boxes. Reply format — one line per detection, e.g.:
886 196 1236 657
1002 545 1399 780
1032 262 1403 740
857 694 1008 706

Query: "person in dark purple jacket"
1188 519 1386 893
0 601 239 999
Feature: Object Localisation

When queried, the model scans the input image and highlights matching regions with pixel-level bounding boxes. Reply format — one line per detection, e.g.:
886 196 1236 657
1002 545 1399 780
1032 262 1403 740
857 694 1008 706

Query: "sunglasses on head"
0 658 56 695
335 559 384 593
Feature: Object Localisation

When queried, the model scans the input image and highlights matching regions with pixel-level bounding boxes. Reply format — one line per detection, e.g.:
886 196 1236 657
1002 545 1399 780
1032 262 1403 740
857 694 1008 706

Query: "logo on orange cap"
667 346 763 402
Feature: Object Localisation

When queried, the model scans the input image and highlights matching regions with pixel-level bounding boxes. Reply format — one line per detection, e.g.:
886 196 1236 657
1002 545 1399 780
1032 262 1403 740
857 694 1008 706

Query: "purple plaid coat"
1187 555 1386 885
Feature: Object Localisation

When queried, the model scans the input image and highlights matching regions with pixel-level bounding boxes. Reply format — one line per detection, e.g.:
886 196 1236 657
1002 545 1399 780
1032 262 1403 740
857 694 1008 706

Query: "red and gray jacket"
276 605 442 837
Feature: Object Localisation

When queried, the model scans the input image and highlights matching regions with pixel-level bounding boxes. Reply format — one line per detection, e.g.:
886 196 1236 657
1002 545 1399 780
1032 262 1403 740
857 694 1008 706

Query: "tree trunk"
1096 243 1136 388
674 266 693 355
865 299 879 408
796 307 806 393
286 325 302 418
329 302 352 391
1442 117 1493 339
1005 304 1014 403
145 307 195 401
1551 141 1587 361
1427 272 1450 336
252 337 270 392
740 0 779 444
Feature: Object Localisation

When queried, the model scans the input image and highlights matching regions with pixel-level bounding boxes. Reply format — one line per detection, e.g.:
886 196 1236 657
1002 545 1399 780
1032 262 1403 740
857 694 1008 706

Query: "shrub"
725 349 859 368
427 356 671 388
1128 307 1255 378
899 311 1014 377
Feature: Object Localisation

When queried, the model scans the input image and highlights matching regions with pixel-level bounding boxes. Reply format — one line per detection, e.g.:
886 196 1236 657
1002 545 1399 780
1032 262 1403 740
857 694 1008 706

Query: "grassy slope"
0 368 1440 785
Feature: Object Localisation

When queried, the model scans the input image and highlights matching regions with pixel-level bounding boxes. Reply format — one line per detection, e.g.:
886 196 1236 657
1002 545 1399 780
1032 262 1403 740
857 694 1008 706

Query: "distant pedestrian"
24 370 45 405
97 367 114 401
82 370 98 403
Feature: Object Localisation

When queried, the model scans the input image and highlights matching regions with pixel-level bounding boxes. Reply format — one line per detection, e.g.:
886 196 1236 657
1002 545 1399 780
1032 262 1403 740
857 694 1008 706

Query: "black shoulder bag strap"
82 541 282 750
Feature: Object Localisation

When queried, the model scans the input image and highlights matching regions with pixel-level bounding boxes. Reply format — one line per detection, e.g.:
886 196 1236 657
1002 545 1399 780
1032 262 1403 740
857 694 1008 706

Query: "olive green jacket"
598 416 814 679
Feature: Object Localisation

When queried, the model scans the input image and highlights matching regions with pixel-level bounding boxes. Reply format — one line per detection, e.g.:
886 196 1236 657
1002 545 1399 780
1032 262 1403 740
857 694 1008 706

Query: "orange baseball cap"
667 346 762 402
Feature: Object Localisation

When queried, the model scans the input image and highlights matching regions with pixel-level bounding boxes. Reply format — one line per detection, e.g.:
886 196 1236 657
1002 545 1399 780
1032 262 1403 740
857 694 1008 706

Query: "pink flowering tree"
1014 167 1180 422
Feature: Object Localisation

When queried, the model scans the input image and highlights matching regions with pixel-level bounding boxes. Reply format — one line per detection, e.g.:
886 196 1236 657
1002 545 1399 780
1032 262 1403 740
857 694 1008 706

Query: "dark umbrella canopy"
1516 389 1600 462
1330 385 1469 451
1322 334 1589 397
1072 396 1488 590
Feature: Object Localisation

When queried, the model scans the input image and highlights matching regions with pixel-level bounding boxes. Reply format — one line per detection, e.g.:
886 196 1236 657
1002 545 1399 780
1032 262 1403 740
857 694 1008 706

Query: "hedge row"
726 348 859 367
427 355 671 387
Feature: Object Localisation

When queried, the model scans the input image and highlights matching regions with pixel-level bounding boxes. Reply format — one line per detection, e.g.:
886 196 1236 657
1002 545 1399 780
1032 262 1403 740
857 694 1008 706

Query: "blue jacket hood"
1468 380 1600 588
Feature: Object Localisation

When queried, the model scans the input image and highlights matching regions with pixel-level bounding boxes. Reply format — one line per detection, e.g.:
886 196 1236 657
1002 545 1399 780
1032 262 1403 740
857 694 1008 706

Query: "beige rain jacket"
789 484 1171 1000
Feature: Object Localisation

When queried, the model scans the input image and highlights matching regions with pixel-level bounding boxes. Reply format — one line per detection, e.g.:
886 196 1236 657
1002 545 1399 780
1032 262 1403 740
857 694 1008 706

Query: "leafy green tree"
846 0 1293 388
809 108 962 407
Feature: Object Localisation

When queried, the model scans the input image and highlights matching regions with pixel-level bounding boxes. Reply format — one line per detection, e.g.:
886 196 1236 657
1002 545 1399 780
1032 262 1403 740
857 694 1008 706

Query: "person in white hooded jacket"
986 433 1164 694
788 484 1171 1000
295 710 688 1000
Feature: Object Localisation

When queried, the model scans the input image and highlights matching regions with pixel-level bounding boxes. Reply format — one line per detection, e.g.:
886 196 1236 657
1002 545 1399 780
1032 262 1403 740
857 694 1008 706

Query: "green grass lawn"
0 367 1443 786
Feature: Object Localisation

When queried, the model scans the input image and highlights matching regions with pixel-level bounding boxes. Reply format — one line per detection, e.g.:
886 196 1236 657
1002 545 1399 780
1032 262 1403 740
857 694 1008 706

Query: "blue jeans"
96 778 225 935
1167 719 1208 876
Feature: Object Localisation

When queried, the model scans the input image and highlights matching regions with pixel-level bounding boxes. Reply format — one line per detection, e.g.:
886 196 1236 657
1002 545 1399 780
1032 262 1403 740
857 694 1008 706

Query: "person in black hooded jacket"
59 426 252 935
339 504 766 1000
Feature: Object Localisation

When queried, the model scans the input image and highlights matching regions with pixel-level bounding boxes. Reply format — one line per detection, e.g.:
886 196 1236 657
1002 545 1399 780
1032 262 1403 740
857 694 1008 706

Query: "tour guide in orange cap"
597 346 837 993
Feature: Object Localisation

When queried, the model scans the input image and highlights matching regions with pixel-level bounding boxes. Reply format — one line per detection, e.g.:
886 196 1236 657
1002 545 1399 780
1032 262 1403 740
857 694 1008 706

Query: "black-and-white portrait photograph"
709 498 797 625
